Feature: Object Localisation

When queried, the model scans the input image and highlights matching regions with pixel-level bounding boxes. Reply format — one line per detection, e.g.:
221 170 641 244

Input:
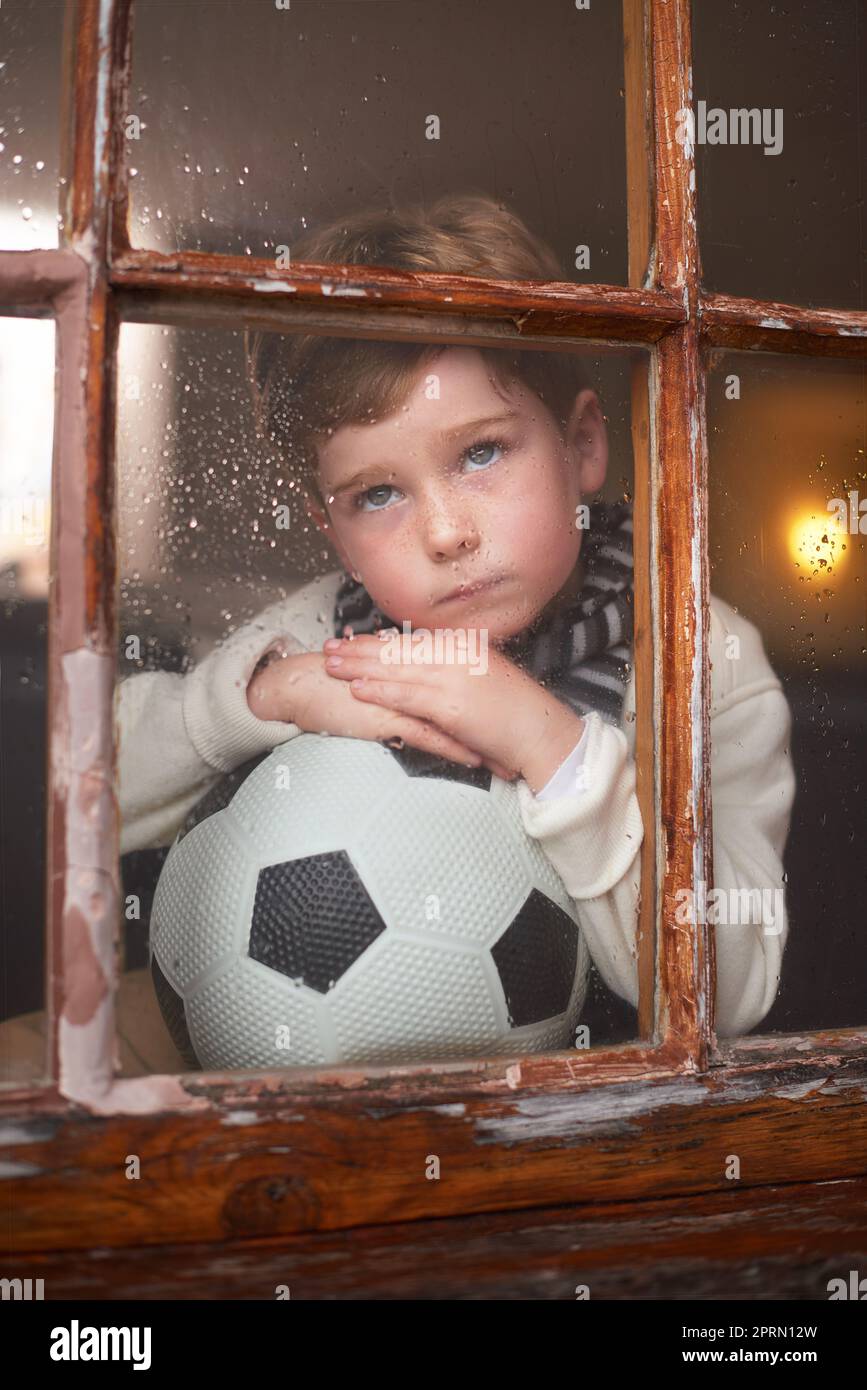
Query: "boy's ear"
566 388 608 497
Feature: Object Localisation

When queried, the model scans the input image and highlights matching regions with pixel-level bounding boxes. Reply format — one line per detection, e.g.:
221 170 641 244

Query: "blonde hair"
245 194 593 509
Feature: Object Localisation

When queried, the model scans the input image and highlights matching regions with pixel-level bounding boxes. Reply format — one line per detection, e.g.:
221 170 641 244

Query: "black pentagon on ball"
249 849 387 992
492 888 579 1027
151 955 201 1069
385 742 493 792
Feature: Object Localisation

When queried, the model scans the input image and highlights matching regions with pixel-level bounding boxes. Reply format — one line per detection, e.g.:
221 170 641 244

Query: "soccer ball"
150 734 589 1070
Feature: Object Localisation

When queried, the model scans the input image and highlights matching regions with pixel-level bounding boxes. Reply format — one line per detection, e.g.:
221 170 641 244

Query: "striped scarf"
333 500 635 727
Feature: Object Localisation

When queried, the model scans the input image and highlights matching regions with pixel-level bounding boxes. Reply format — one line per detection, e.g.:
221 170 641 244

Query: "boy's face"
307 346 608 642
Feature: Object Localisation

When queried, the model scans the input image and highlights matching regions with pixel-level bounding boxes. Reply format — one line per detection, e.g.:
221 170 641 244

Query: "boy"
117 194 796 1039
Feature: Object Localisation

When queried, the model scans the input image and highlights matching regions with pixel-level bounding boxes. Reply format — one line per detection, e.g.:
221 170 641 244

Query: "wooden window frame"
1 0 865 1265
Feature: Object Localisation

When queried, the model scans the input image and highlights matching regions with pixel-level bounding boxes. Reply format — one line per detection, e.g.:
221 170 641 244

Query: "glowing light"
788 509 848 576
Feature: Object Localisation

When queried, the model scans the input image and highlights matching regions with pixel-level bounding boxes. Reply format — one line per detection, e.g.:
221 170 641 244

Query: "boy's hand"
321 632 586 792
246 648 493 771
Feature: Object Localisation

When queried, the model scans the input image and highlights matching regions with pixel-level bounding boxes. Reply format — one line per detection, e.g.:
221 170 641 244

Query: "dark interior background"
707 352 866 1033
124 0 631 283
693 0 866 311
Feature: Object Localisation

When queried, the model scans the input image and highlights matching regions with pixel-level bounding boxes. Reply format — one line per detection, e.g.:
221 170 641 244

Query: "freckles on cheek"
497 496 579 581
341 506 405 551
496 503 550 562
347 528 420 610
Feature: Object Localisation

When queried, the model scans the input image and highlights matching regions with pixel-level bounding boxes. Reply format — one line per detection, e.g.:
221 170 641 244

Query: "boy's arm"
514 670 795 1037
117 613 310 853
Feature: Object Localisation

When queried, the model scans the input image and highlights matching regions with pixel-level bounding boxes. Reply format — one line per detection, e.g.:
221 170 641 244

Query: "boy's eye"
355 483 399 512
352 439 507 512
463 439 505 471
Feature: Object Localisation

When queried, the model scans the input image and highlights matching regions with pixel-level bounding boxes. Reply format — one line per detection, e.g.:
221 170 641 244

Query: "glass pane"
707 353 866 1037
0 314 53 1085
126 0 633 284
693 0 866 310
0 0 65 251
114 314 647 1075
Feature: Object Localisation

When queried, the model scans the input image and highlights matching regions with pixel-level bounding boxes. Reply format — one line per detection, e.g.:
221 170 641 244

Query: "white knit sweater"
116 571 796 1037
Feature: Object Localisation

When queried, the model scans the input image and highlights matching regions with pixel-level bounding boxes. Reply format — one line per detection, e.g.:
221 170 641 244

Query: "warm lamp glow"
788 509 848 576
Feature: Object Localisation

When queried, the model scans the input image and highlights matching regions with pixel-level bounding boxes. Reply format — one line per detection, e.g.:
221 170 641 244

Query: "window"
2 0 865 1279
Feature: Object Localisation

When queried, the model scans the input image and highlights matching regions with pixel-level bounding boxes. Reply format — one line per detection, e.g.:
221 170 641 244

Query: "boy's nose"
424 518 480 560
418 492 481 559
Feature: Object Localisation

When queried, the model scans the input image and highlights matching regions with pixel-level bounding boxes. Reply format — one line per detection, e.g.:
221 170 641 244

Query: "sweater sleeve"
116 606 314 854
514 710 644 1019
534 720 590 801
705 679 795 1036
513 671 795 1038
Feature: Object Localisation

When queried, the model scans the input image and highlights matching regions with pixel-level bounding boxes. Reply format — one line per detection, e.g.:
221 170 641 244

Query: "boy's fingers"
350 678 438 723
325 651 432 680
387 717 481 768
324 633 392 654
485 760 518 781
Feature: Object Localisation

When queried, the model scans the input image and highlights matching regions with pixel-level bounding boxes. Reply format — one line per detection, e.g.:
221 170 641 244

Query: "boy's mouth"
438 575 506 604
